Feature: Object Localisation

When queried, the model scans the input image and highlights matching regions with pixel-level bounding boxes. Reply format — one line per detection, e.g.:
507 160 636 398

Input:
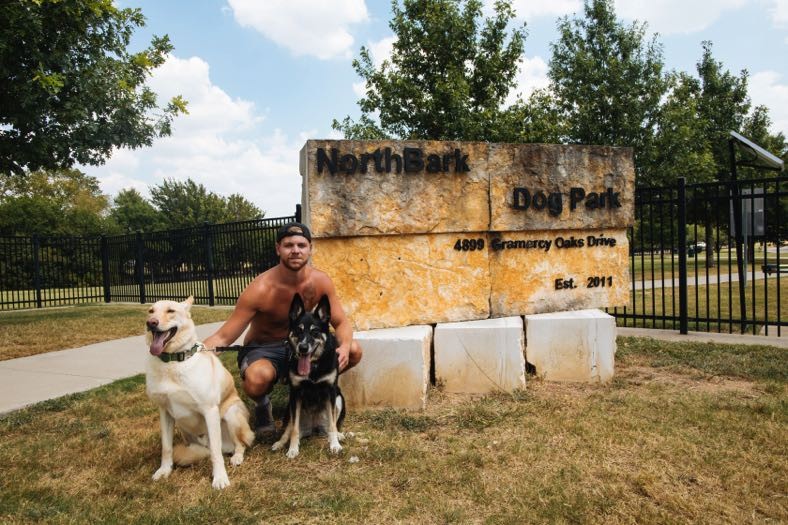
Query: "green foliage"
108 188 164 233
333 0 530 141
0 0 187 175
225 193 265 222
694 41 752 181
548 0 666 176
0 169 111 235
645 72 717 185
149 179 262 230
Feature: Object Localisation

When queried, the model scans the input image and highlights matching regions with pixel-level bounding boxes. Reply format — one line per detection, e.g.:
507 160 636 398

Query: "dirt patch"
617 363 760 396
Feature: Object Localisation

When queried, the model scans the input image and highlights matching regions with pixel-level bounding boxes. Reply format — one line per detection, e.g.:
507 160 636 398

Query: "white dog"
145 297 254 489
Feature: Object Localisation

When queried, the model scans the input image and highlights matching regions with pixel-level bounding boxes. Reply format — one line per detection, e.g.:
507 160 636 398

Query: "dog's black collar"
158 343 204 363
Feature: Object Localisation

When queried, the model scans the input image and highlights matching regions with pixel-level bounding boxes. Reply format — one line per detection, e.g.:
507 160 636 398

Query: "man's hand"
337 342 350 371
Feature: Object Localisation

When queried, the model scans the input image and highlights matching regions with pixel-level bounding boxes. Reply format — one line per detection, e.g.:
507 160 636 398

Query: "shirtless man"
203 222 362 435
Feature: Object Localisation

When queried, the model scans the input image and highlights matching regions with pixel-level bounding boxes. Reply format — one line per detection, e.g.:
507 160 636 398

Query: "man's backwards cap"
276 222 312 243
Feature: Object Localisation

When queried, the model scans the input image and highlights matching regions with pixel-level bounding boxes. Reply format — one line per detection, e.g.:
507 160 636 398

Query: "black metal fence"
1 178 786 337
610 175 786 336
0 214 296 310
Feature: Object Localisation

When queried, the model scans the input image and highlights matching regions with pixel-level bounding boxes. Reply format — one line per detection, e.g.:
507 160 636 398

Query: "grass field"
622 276 787 334
0 307 786 523
0 303 232 361
631 248 783 282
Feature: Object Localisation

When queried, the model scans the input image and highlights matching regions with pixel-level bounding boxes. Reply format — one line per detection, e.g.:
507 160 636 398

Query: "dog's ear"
314 294 331 324
183 296 194 309
289 294 305 325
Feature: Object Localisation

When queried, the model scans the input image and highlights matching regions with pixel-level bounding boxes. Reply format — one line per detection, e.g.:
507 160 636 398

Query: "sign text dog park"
300 140 635 331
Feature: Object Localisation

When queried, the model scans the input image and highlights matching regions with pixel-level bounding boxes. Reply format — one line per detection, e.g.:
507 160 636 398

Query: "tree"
646 42 786 267
109 188 164 233
226 194 264 222
148 179 262 230
548 0 666 177
693 42 751 182
0 169 111 235
333 0 529 141
647 72 717 186
0 0 187 176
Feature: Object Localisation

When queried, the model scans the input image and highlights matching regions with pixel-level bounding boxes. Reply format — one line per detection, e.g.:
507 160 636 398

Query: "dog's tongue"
298 355 311 376
149 332 167 356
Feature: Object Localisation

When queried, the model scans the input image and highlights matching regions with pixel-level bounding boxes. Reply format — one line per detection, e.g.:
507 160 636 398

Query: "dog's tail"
173 443 211 466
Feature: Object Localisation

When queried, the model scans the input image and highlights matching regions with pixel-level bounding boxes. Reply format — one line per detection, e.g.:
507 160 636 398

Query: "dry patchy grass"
1 341 786 524
0 303 232 361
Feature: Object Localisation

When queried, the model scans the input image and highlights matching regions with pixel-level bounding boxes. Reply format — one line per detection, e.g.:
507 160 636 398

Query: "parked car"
686 242 706 257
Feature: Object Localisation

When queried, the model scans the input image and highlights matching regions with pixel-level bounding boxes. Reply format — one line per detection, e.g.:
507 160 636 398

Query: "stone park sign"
299 140 634 331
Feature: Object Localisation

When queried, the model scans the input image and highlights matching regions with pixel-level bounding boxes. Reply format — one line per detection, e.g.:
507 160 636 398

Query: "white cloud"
84 55 304 218
505 55 550 106
368 35 396 66
509 0 581 19
749 70 788 136
351 35 396 98
771 0 788 25
614 0 747 35
227 0 369 59
483 0 580 19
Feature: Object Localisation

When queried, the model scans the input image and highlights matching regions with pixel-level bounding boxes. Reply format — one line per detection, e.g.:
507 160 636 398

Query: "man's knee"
242 360 277 399
347 340 362 369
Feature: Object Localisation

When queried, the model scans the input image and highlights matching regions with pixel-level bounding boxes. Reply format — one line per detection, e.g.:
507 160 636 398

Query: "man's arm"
322 276 353 371
203 288 258 350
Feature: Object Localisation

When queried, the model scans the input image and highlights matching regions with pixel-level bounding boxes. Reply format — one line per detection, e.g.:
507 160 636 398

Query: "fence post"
32 235 43 308
677 178 688 334
295 203 302 223
136 231 146 304
728 139 748 333
204 222 215 306
100 235 111 303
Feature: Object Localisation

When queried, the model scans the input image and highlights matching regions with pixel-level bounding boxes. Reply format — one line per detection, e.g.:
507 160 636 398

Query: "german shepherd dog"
271 293 346 459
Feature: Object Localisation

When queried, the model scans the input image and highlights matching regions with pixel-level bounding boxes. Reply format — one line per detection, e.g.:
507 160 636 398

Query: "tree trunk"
705 217 715 268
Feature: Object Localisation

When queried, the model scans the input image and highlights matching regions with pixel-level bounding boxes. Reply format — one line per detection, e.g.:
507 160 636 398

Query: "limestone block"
339 325 432 409
301 140 490 238
312 233 490 331
524 309 616 383
434 317 525 394
489 143 635 232
489 228 631 316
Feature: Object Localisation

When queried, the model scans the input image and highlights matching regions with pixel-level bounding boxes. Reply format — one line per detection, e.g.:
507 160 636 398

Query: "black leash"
214 345 243 353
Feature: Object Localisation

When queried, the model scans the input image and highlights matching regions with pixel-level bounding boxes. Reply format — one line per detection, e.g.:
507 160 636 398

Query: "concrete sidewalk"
617 326 787 348
0 322 226 415
0 323 784 415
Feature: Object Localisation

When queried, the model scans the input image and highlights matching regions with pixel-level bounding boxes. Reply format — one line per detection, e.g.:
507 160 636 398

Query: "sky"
84 0 788 218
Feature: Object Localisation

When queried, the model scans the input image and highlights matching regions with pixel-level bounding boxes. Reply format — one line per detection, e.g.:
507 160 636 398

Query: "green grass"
0 275 255 309
0 308 786 523
0 303 232 360
631 247 783 282
622 275 787 333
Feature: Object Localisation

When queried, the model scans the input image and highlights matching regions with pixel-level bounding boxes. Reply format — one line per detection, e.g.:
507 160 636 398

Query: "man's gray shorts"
237 341 289 382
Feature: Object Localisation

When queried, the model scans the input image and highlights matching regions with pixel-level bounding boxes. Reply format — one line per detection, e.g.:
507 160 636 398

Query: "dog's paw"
271 440 285 452
286 447 300 459
212 471 231 490
152 465 172 481
329 442 343 454
230 452 244 466
336 432 346 442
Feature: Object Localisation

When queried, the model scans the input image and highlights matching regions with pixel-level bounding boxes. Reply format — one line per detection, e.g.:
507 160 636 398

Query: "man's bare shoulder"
307 266 335 288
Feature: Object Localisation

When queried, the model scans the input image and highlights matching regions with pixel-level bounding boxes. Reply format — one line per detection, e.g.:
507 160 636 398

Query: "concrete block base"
524 309 616 383
434 317 525 393
339 325 432 409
